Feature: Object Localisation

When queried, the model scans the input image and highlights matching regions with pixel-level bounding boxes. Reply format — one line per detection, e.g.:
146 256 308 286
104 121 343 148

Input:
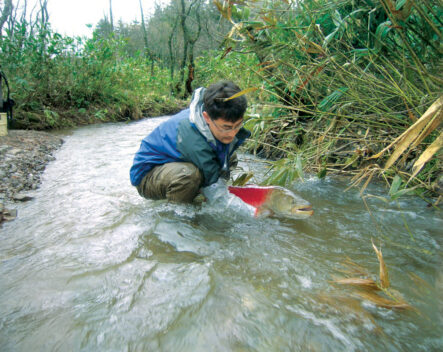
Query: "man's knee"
136 162 202 203
166 163 202 202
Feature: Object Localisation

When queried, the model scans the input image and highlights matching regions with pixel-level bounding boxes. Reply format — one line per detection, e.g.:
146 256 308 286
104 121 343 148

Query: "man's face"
203 111 243 144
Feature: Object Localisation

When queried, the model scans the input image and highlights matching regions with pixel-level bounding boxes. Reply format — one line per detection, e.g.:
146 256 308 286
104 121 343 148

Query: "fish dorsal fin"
228 186 273 207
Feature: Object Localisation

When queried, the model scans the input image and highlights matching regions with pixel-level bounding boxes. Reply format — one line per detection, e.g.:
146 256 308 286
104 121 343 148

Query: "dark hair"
203 81 247 123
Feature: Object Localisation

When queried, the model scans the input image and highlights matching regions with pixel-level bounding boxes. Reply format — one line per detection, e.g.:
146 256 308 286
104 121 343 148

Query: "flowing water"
1 117 442 351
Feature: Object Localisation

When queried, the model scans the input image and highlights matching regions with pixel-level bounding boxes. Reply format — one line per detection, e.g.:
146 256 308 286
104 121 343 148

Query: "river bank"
0 129 63 221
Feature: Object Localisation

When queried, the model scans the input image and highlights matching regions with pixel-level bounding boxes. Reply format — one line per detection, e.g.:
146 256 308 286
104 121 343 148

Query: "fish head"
264 187 314 219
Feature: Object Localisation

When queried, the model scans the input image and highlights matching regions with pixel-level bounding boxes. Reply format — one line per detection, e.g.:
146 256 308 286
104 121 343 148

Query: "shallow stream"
1 117 442 351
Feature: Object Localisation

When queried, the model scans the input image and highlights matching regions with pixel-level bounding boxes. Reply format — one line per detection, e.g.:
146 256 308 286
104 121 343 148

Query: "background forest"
0 0 442 201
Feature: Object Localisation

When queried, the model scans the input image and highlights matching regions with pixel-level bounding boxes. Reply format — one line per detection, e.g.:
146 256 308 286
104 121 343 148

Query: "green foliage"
194 50 260 88
388 175 415 200
0 0 237 129
262 155 304 187
216 0 442 197
0 18 179 129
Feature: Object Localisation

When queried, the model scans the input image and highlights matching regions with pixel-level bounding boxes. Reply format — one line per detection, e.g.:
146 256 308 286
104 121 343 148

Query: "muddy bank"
0 130 63 218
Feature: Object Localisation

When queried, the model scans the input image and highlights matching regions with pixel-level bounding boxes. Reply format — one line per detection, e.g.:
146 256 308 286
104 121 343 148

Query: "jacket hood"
189 87 216 144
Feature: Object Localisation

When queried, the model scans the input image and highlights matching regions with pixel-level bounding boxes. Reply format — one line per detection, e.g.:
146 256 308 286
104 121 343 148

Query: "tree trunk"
39 0 49 29
185 3 201 96
0 0 13 36
176 0 202 97
177 0 188 95
168 17 179 81
37 0 49 58
139 0 154 75
109 0 114 32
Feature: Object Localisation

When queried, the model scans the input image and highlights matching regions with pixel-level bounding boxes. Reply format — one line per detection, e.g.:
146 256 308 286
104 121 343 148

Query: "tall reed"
215 0 442 198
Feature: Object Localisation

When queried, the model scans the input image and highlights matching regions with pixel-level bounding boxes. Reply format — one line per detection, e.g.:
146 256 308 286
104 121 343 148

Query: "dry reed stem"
370 96 443 170
334 278 380 290
410 131 443 180
354 291 411 310
332 242 414 310
371 240 390 289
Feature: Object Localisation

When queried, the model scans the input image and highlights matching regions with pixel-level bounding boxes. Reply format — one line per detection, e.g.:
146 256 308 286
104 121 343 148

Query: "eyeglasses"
211 119 243 133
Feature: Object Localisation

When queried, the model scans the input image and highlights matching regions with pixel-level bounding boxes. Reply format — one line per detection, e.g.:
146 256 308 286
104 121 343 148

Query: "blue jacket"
130 88 251 187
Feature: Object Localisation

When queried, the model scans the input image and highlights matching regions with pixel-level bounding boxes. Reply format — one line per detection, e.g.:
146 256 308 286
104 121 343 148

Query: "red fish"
228 185 314 219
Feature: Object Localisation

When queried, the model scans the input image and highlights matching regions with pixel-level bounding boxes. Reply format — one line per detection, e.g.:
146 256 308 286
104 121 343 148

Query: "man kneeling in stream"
130 80 250 203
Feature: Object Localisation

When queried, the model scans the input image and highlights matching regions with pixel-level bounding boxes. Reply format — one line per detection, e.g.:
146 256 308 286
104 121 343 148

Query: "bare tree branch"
0 0 13 36
109 0 114 31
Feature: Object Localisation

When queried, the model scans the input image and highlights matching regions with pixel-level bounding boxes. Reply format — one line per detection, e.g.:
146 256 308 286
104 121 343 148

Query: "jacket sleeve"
176 121 221 187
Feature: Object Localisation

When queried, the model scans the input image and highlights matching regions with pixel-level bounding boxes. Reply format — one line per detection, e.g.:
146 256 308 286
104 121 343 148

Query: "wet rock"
12 193 34 202
8 148 22 155
0 202 17 223
3 208 17 221
0 130 64 205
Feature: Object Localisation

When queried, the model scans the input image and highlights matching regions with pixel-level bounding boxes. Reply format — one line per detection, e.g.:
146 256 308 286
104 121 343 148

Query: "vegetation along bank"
0 0 442 205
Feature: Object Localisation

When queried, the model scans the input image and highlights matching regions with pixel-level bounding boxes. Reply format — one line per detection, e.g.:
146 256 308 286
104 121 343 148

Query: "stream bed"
1 117 442 351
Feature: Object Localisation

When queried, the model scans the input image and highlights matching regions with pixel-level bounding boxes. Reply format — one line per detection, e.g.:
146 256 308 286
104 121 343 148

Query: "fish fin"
255 206 272 218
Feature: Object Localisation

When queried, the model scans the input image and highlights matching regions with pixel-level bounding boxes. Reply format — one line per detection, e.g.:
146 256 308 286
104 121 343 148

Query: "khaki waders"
136 162 203 203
